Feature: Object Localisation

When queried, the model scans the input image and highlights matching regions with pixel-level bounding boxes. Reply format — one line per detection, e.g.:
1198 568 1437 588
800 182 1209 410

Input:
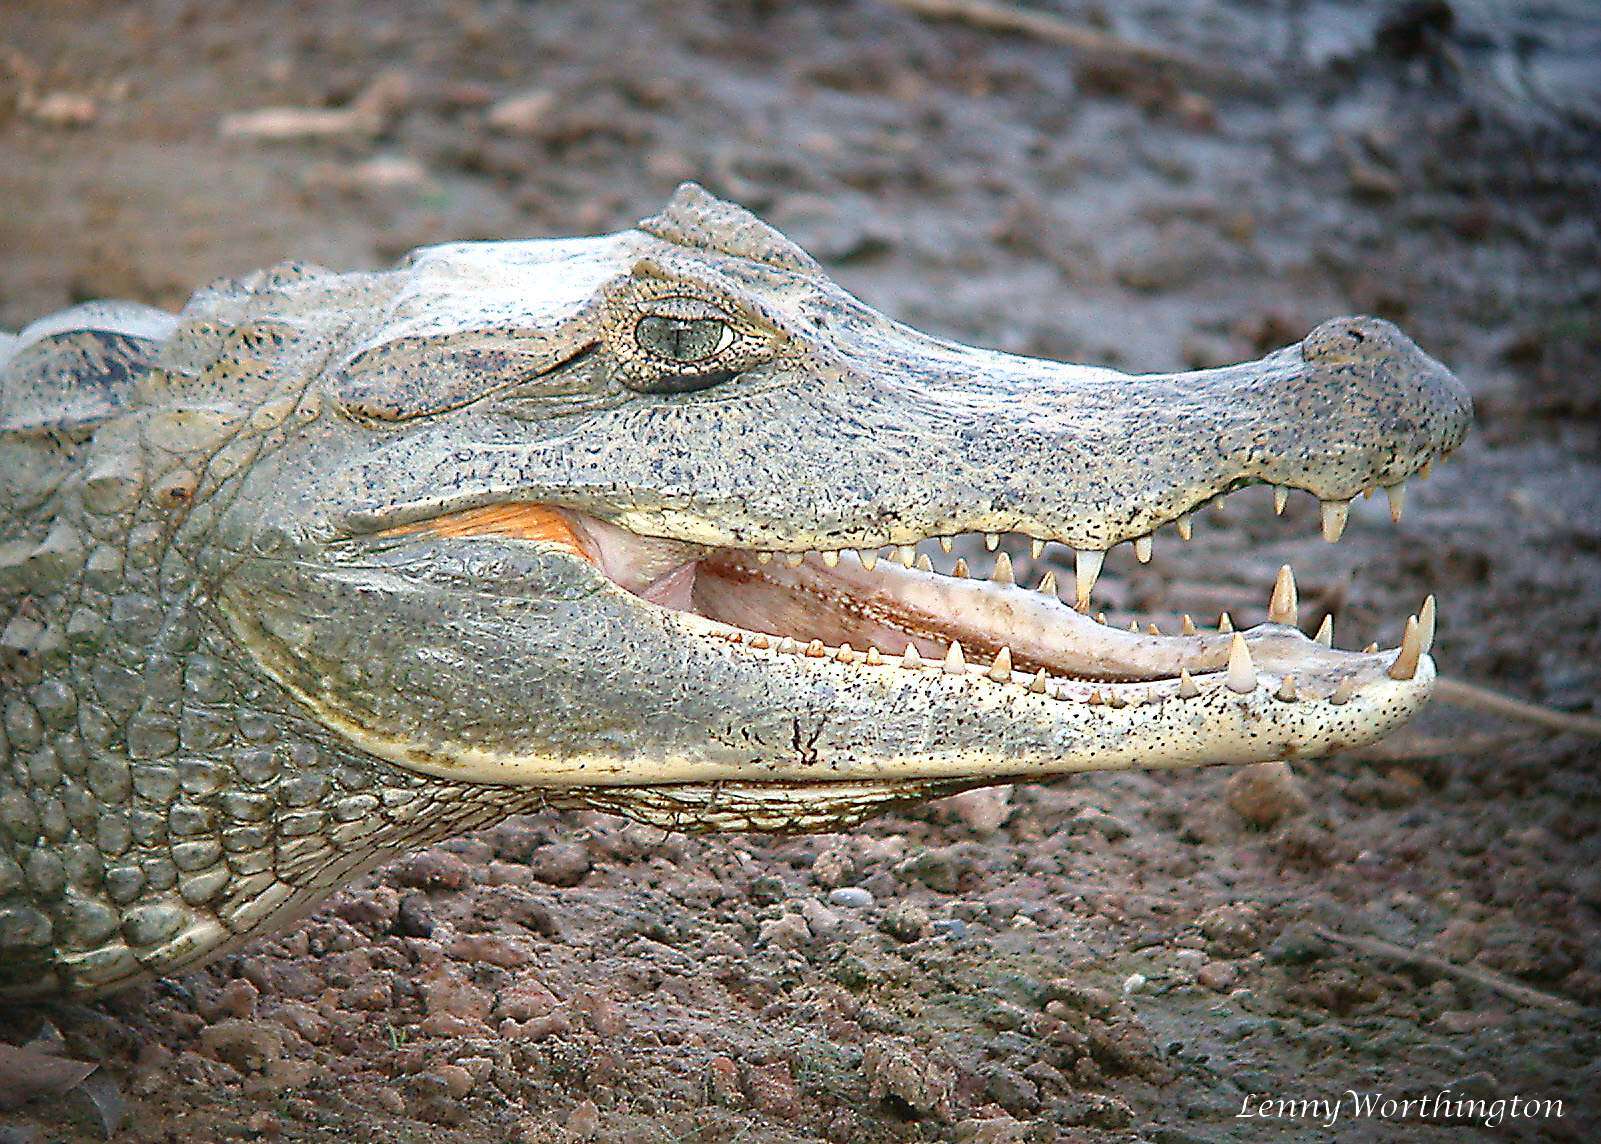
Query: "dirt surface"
3 1 1600 1140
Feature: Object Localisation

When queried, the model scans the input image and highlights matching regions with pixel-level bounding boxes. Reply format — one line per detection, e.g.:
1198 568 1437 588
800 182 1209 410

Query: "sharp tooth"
1095 612 1108 626
1331 677 1356 704
777 637 798 654
943 641 966 674
1176 514 1193 541
821 550 840 568
1177 669 1199 698
992 551 1015 585
984 533 1001 551
1313 615 1334 647
1181 614 1197 636
1276 675 1298 701
939 536 954 554
914 553 934 572
1031 537 1046 559
1364 642 1379 653
1268 564 1299 626
806 639 827 658
1389 615 1422 680
1107 692 1127 709
1218 611 1234 633
1087 690 1103 705
897 545 917 567
901 644 922 668
953 557 970 578
1418 594 1436 654
865 646 883 665
785 552 805 567
1074 549 1103 611
987 646 1013 681
1146 622 1162 636
1037 570 1058 596
1127 619 1141 633
835 643 855 662
1226 633 1256 693
859 548 878 570
757 551 773 564
1134 534 1153 563
1029 670 1049 693
1273 486 1289 515
1386 482 1406 523
749 634 770 649
1319 499 1350 542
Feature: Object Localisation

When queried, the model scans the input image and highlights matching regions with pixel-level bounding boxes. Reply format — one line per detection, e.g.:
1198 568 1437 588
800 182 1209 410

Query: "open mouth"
385 489 1436 710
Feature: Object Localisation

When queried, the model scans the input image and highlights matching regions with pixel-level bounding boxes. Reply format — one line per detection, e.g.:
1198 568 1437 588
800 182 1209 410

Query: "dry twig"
882 0 1266 92
1313 927 1585 1018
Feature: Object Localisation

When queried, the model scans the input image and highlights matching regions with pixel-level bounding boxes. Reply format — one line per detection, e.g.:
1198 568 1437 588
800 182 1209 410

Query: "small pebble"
828 887 874 909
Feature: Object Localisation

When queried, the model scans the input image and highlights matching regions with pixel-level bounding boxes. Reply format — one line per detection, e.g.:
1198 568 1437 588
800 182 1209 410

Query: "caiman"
0 184 1471 999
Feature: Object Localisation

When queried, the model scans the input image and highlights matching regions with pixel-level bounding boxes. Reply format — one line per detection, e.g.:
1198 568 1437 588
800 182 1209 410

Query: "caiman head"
213 184 1472 831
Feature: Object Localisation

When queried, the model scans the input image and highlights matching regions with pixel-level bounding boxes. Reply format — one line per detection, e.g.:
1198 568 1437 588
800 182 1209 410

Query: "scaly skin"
0 185 1471 999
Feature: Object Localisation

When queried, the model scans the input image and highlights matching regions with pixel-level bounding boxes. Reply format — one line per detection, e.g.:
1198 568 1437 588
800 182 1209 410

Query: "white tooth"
1074 549 1103 611
1268 564 1299 627
1029 670 1049 694
1418 594 1436 655
822 550 840 567
1389 615 1422 680
785 552 805 567
1181 614 1197 636
992 551 1015 585
897 545 917 567
777 637 798 654
1177 669 1199 698
1095 612 1108 626
749 634 770 649
835 643 855 662
1218 611 1234 633
1133 534 1153 563
865 646 883 665
1176 514 1193 541
1037 570 1058 596
915 553 934 572
806 639 827 658
1031 537 1046 559
1313 614 1334 647
1276 675 1297 701
953 558 970 578
1106 692 1127 709
1146 622 1161 636
943 641 966 674
1331 677 1356 704
1127 619 1140 633
984 533 1001 551
1364 642 1379 653
859 548 878 570
1273 486 1289 515
987 646 1013 681
939 536 954 554
901 644 922 668
1320 499 1350 543
1226 633 1256 694
1386 482 1406 523
757 551 773 564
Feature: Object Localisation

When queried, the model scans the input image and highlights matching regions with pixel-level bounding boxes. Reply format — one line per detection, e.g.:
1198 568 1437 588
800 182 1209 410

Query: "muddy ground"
2 1 1599 1140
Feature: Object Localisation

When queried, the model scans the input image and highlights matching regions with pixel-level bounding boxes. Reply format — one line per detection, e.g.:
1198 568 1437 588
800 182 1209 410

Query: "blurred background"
3 1 1599 1140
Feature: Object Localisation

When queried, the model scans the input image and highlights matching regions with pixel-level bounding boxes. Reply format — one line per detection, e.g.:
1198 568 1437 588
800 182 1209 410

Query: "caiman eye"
635 314 734 363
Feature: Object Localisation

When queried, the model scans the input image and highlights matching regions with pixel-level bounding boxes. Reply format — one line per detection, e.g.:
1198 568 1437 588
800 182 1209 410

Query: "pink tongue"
639 561 699 611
